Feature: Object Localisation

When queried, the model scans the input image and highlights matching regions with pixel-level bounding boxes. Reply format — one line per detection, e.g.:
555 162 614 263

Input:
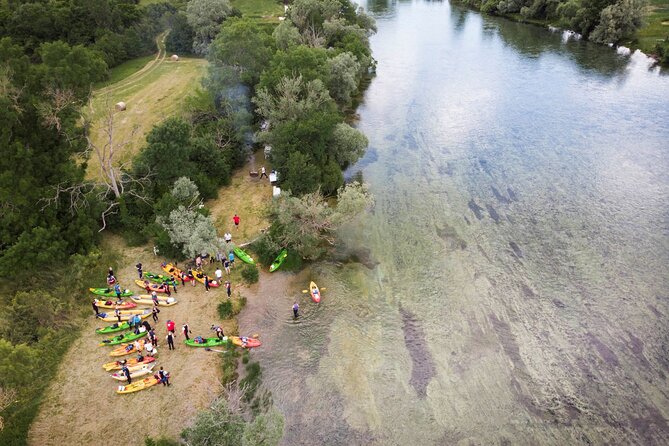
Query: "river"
239 1 669 444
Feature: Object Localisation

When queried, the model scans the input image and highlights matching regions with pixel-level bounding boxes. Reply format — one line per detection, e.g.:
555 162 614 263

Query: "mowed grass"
630 0 669 54
94 55 156 89
231 0 285 22
86 56 207 181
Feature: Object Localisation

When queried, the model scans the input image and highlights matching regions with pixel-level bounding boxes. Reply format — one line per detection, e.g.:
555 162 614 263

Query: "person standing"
114 283 122 299
166 319 175 334
152 305 159 323
122 364 131 384
92 299 99 316
166 332 175 350
211 325 224 340
233 213 240 229
149 328 157 346
228 251 234 269
171 278 178 293
259 166 268 179
223 258 231 275
151 291 159 306
204 275 210 292
215 267 223 283
224 281 231 299
182 323 191 341
293 302 299 318
158 367 170 386
136 262 143 279
195 255 202 270
115 308 122 323
109 266 114 277
224 232 232 243
163 281 171 297
188 268 196 287
180 272 186 287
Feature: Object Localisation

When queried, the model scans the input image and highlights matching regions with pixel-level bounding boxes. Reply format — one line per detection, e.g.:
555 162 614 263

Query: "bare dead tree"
37 86 78 133
0 66 23 115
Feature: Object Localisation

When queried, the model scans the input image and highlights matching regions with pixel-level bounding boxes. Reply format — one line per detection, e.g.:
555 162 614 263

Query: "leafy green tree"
208 18 274 86
186 0 233 55
181 397 246 445
258 45 330 93
327 51 360 106
330 122 368 167
242 409 284 446
589 0 645 43
272 21 302 50
159 205 217 258
166 12 195 54
266 182 373 259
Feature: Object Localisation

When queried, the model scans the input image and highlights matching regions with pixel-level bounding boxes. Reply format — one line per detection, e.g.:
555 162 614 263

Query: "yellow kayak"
110 365 155 382
96 309 151 322
109 340 145 357
103 356 155 371
309 281 321 303
230 336 261 348
116 376 161 395
130 295 177 306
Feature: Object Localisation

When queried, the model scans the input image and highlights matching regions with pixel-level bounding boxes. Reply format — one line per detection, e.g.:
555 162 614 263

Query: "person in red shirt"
233 214 240 229
166 319 175 334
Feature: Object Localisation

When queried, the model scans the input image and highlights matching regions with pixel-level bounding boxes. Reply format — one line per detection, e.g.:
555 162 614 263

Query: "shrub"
218 300 234 319
241 264 259 284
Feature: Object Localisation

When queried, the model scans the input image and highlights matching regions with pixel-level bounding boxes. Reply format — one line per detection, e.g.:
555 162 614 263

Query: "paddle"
301 287 326 293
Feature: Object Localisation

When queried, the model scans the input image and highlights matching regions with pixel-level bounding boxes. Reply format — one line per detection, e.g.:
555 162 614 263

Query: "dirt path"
28 241 239 445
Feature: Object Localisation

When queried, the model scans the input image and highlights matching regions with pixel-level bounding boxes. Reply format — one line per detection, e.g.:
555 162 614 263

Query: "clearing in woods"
86 33 208 181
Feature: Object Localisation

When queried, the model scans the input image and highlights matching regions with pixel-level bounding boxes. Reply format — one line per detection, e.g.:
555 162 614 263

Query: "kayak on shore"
93 299 137 310
134 280 170 293
116 376 163 394
233 247 254 265
231 336 261 348
103 356 155 371
269 249 288 272
109 340 146 357
184 337 229 348
99 330 147 346
110 365 155 382
130 295 177 306
161 263 192 282
89 287 133 298
96 309 151 323
143 272 177 284
95 321 132 335
193 271 220 287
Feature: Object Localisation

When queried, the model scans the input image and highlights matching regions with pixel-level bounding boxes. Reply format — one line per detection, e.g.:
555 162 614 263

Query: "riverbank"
449 0 668 67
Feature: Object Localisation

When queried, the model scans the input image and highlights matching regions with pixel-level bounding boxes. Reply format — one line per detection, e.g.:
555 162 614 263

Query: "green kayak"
89 287 133 297
96 321 132 335
143 272 176 285
184 337 229 348
99 330 147 346
269 249 288 272
233 247 254 265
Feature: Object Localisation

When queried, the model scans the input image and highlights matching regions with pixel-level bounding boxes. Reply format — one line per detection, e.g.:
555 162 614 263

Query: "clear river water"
239 1 669 444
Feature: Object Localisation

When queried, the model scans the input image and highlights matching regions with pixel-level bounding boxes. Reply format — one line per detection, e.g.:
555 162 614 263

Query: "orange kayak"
135 280 170 293
103 356 155 371
231 336 261 348
109 340 145 357
309 281 321 303
116 376 162 394
94 299 137 310
193 271 220 287
161 263 192 282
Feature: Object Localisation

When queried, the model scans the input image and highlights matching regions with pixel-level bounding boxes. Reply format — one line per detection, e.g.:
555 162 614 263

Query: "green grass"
635 1 669 53
231 0 285 21
95 55 155 89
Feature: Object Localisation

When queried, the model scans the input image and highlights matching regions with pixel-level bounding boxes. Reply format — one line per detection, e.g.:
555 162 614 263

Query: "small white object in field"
171 55 179 61
115 102 126 111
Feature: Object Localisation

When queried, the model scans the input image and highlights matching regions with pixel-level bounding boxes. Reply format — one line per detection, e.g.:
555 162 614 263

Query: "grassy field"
86 34 207 181
632 0 669 55
94 55 156 89
231 0 285 22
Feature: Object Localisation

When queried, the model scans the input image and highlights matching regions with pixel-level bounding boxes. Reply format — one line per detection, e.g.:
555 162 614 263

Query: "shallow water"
240 1 669 444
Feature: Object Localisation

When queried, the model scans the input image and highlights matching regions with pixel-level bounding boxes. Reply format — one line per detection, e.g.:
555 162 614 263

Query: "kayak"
99 330 147 346
95 321 131 335
93 299 137 310
309 281 321 303
184 337 229 348
192 271 221 287
103 356 155 371
230 336 261 348
143 272 176 284
161 263 192 281
130 295 177 307
96 309 151 323
116 376 162 394
89 287 133 298
233 247 254 265
269 249 288 272
109 340 145 357
134 280 170 293
110 365 155 382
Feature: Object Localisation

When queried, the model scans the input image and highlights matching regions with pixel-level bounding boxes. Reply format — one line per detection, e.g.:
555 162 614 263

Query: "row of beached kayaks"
184 336 261 348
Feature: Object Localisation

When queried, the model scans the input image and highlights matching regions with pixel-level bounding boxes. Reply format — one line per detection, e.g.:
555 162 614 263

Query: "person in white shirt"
215 268 223 282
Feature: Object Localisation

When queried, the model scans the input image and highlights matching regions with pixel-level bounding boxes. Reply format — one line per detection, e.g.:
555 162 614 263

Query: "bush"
218 300 234 319
144 437 180 446
240 362 262 402
241 264 259 284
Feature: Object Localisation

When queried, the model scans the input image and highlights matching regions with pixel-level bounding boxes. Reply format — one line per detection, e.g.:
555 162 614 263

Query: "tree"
186 0 233 55
181 396 246 445
254 76 333 126
159 206 217 258
241 409 284 446
589 0 645 43
166 12 195 54
272 21 302 51
330 122 368 167
327 51 360 106
258 45 330 93
266 182 373 259
208 18 274 86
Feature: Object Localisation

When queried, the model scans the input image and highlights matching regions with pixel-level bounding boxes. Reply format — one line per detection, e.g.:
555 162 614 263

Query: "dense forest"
0 0 375 443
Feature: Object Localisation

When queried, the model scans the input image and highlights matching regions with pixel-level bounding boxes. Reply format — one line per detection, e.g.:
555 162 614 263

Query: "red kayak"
135 280 170 293
231 336 261 348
